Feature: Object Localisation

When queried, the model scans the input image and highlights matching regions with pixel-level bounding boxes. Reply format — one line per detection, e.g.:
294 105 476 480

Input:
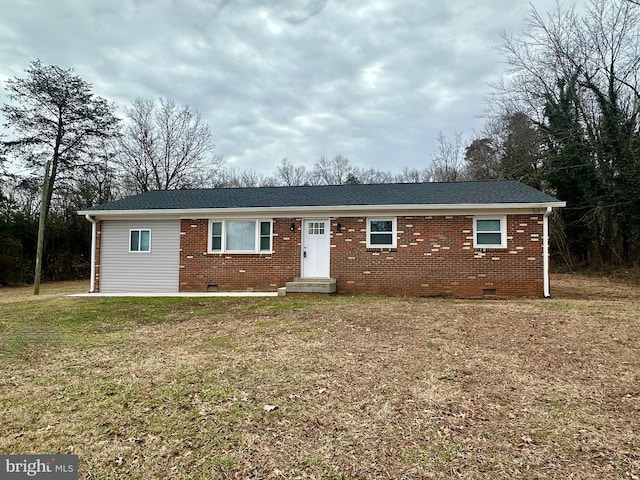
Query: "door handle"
303 250 307 258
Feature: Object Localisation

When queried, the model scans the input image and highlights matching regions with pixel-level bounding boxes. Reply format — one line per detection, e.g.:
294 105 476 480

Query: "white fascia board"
78 201 566 220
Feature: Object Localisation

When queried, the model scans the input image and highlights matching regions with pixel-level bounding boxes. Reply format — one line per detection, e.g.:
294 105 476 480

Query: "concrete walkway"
67 291 278 298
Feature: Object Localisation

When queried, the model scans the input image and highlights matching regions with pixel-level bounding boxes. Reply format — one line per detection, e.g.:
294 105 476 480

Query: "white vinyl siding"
100 220 179 293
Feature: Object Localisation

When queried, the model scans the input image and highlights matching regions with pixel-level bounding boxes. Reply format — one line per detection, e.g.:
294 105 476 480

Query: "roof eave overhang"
79 202 566 220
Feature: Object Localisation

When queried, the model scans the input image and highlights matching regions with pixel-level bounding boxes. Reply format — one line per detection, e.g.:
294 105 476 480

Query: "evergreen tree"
1 60 119 293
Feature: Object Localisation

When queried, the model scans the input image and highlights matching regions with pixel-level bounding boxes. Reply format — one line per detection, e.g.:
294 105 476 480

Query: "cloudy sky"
0 0 581 176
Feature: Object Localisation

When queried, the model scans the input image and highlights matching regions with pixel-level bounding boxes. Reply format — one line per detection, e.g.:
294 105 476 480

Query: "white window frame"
366 217 397 248
473 216 507 249
129 228 151 253
208 219 273 254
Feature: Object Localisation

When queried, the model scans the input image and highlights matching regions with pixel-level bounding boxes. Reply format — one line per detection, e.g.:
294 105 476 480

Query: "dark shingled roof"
86 180 562 211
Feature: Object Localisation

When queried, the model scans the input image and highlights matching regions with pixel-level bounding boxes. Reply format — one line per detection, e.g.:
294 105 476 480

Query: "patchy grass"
0 276 639 479
0 280 89 303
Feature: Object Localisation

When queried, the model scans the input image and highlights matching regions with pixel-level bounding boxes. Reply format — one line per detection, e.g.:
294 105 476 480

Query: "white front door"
302 219 330 278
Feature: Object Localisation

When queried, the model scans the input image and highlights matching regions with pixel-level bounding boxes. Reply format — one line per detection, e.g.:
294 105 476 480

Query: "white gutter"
543 206 552 298
78 201 567 219
85 214 97 293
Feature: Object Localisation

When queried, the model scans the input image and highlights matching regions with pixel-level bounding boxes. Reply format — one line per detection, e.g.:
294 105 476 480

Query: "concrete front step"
284 278 337 294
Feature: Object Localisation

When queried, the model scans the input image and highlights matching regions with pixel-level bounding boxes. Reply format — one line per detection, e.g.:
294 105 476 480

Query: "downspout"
85 214 97 293
543 207 552 298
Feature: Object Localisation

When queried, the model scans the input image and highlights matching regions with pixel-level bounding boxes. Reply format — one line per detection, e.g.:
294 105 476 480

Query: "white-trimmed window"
473 216 507 248
366 218 397 248
209 220 272 253
129 229 151 253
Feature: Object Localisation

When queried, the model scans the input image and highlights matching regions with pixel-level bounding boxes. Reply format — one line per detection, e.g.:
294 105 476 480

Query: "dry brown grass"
552 273 640 300
0 275 639 479
0 280 88 303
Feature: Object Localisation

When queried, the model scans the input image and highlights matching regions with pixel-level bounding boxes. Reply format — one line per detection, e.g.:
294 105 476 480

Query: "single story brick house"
78 180 565 297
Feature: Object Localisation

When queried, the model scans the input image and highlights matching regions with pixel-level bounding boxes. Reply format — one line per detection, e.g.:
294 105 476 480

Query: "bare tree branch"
118 98 224 193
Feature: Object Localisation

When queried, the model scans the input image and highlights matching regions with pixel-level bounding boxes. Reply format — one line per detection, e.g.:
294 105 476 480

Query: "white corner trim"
543 206 552 298
85 214 97 293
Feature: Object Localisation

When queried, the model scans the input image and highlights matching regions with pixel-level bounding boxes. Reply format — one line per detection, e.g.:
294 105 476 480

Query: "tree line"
2 0 640 288
478 0 640 268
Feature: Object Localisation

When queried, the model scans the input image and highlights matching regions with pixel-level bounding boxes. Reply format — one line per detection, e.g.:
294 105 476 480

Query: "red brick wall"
179 218 301 292
331 215 544 297
178 214 545 297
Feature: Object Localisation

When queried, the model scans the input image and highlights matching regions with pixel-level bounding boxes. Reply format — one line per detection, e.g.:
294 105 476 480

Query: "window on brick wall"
208 220 272 253
129 229 151 253
366 218 397 248
473 216 507 248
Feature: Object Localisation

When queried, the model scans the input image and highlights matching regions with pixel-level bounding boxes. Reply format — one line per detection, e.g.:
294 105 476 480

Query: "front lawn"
0 276 638 479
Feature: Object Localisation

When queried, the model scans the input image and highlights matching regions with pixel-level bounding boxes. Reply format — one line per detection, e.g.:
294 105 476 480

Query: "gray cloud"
284 0 331 25
0 0 587 175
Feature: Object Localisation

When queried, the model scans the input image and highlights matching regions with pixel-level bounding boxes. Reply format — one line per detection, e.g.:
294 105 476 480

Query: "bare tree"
119 98 224 193
214 167 275 187
429 132 465 182
3 177 41 218
393 167 431 183
275 158 308 186
350 166 395 184
310 154 353 185
274 158 396 186
497 0 640 126
491 0 640 264
76 138 120 207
